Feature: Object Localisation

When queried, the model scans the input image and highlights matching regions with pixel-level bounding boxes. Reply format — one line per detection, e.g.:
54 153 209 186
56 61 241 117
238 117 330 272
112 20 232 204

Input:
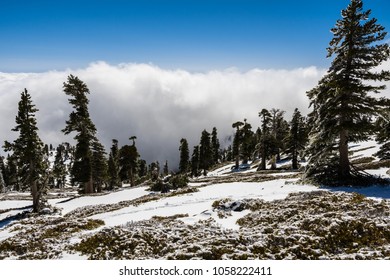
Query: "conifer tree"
62 74 98 193
232 121 244 169
3 89 47 212
305 0 390 184
138 159 148 178
285 108 308 169
119 139 139 187
270 109 289 161
199 130 212 175
91 140 108 192
211 127 220 165
107 139 121 189
179 138 190 174
52 144 68 188
163 160 169 176
257 109 275 170
241 119 256 164
191 145 200 177
5 155 18 190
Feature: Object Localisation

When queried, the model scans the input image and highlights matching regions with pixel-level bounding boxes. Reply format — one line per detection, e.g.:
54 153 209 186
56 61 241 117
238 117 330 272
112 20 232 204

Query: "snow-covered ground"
0 139 389 259
91 180 318 229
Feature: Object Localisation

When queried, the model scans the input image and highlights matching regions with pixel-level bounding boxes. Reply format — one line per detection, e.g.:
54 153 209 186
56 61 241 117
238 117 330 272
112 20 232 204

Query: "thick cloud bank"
0 61 355 168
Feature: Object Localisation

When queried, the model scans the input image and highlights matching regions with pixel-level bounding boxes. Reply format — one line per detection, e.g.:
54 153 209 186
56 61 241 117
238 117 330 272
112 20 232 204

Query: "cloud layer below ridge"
0 62 341 168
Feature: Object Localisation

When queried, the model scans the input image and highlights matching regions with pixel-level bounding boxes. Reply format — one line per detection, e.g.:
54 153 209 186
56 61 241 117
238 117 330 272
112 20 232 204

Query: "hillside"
0 140 390 260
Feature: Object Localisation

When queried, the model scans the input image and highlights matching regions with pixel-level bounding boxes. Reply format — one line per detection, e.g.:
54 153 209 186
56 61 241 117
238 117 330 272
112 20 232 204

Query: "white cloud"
0 62 338 168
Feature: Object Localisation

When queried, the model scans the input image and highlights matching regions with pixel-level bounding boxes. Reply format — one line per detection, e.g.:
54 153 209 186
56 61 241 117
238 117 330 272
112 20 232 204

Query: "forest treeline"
0 0 389 213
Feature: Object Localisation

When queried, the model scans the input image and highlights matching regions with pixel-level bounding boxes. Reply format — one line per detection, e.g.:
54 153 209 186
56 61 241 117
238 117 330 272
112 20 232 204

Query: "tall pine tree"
232 121 244 169
179 138 190 174
199 130 212 175
284 108 308 170
211 127 220 165
119 138 139 187
305 0 390 184
191 145 200 177
3 89 47 212
257 109 275 171
62 74 98 193
91 140 108 192
107 139 121 189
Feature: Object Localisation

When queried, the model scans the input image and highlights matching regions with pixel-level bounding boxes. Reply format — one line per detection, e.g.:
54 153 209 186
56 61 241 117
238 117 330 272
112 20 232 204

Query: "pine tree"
285 108 308 169
91 140 108 192
52 144 68 188
5 155 18 190
241 119 256 165
138 159 148 178
232 121 244 169
305 0 390 184
199 130 212 175
119 139 139 187
191 145 200 177
163 160 169 176
179 138 190 174
107 139 121 189
270 109 289 161
62 74 98 193
211 127 220 165
257 109 275 170
3 89 47 212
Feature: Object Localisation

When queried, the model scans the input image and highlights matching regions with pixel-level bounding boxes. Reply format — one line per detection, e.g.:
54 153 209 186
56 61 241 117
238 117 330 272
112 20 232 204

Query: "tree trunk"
31 180 39 213
292 147 298 170
339 128 350 179
84 177 94 193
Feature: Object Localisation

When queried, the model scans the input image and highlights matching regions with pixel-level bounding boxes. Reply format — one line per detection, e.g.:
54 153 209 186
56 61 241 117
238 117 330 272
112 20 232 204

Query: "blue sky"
1 0 389 72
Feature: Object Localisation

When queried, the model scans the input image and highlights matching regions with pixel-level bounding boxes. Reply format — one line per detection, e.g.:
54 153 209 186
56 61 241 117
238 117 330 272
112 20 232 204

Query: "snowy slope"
0 139 389 259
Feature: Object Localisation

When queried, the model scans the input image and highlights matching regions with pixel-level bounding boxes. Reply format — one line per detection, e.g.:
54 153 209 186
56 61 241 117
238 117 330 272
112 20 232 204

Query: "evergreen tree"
211 127 220 165
305 0 390 184
119 139 139 187
5 155 18 190
191 145 200 177
284 108 308 169
107 139 121 189
225 145 233 162
179 138 190 174
138 159 148 178
232 121 244 169
62 74 98 193
199 130 212 175
241 119 256 164
149 161 160 181
257 109 275 170
163 160 169 176
52 144 68 188
3 89 47 212
91 140 108 192
270 109 289 161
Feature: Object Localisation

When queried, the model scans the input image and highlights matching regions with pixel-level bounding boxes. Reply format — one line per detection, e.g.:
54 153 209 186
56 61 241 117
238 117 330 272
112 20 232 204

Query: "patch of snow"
49 187 149 215
91 180 318 228
0 200 31 210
